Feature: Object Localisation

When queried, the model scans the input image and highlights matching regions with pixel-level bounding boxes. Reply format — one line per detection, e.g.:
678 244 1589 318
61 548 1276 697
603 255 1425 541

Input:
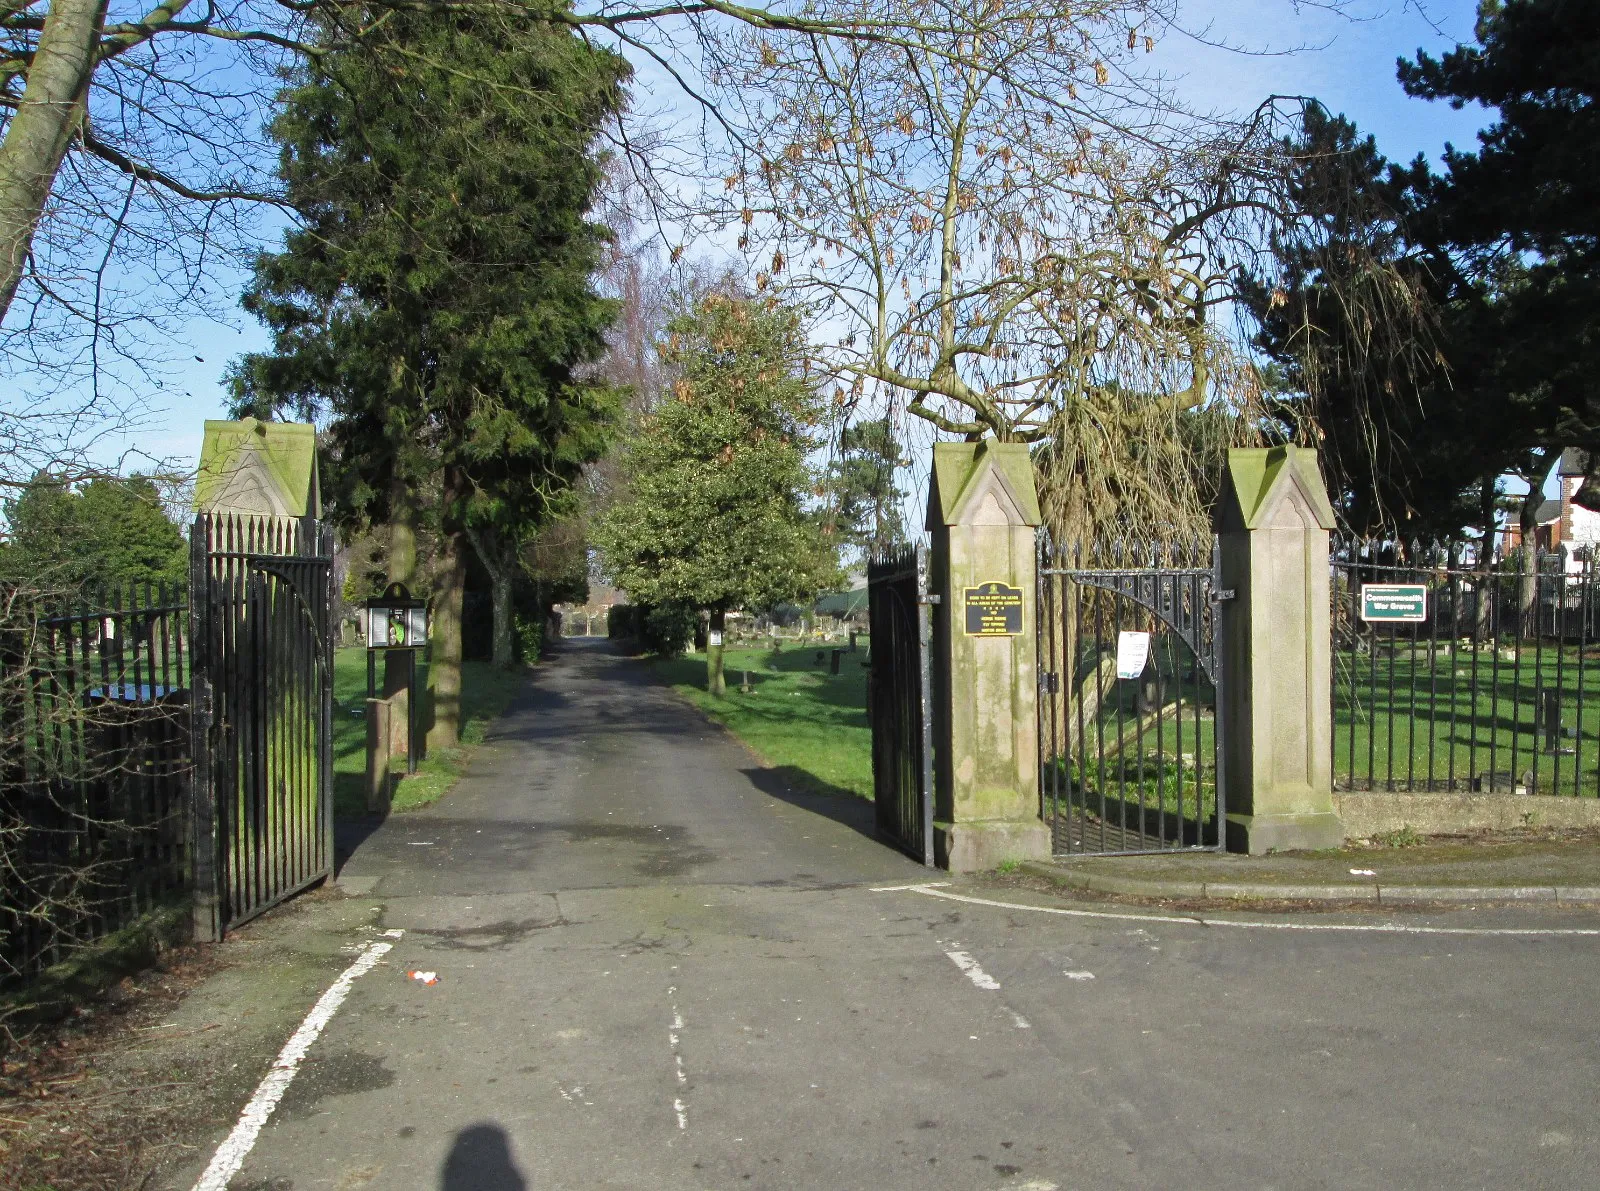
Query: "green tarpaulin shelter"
815 588 868 617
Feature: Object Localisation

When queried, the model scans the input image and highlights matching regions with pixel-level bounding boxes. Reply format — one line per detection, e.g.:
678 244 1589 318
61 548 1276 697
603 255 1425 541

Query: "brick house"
1521 449 1600 566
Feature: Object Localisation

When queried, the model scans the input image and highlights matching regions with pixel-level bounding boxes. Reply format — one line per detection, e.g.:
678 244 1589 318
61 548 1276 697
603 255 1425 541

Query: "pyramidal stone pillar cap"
926 440 1042 531
1215 444 1336 533
196 417 322 518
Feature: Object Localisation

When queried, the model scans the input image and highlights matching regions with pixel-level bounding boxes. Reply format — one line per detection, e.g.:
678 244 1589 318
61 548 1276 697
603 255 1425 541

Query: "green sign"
1360 584 1427 623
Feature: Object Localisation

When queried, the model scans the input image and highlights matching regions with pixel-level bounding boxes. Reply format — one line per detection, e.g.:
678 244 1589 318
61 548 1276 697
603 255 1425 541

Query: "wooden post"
366 696 393 813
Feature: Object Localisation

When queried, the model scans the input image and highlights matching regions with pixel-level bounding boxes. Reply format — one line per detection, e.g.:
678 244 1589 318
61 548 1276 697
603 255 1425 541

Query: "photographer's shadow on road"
440 1123 527 1191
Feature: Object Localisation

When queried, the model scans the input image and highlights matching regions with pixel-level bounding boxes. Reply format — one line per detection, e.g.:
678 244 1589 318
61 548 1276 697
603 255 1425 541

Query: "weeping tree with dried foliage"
689 0 1440 755
694 0 1436 550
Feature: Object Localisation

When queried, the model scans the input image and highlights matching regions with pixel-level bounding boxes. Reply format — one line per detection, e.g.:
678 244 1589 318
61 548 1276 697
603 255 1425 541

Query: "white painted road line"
191 936 398 1191
870 881 953 892
884 884 1600 938
943 946 1033 1027
945 949 1001 989
667 986 688 1128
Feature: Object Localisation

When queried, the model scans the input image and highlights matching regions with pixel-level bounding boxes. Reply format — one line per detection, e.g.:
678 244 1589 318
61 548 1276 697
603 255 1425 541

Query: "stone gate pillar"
927 441 1051 871
1215 445 1345 853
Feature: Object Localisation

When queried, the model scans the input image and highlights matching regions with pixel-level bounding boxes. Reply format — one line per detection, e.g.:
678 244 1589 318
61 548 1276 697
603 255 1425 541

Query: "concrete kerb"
1017 860 1600 906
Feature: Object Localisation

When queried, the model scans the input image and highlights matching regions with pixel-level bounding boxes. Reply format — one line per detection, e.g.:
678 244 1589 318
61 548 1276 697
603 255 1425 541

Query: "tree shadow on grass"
741 764 885 848
659 646 871 715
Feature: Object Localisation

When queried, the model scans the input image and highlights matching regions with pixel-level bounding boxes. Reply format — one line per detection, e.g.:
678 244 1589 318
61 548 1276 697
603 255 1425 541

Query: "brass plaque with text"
964 582 1023 636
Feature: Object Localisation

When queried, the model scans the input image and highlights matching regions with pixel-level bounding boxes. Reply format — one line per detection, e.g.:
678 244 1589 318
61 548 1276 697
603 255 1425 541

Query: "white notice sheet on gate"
1115 631 1152 680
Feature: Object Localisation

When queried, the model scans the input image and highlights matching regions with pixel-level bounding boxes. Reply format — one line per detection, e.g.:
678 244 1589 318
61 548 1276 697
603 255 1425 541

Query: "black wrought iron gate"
866 545 934 865
190 514 335 939
1037 537 1228 856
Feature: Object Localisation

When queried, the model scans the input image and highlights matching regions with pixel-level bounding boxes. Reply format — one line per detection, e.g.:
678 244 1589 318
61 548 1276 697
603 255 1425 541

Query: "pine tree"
1242 107 1516 533
1395 0 1600 492
0 474 185 592
826 419 907 557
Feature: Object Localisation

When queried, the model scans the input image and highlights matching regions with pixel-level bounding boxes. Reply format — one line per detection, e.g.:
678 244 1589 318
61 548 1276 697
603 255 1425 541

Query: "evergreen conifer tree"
232 4 627 738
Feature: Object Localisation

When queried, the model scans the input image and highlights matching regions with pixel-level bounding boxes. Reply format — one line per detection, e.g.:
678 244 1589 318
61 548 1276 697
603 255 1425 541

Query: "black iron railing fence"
866 545 933 865
190 512 334 938
1333 534 1600 796
1037 536 1226 856
0 514 335 986
0 581 191 986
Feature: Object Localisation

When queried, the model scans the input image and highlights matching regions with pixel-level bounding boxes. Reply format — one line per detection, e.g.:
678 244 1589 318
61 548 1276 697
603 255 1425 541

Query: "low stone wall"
1335 791 1600 837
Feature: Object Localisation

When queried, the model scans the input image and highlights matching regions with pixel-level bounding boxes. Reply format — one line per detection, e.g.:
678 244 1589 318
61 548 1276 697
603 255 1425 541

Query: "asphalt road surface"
167 639 1600 1190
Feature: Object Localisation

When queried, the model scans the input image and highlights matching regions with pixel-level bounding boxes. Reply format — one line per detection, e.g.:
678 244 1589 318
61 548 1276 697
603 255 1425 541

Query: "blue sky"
1161 0 1488 158
119 0 1494 476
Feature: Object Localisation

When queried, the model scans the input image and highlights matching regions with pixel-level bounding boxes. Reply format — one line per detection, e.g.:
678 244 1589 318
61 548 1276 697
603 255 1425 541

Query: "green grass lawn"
653 643 873 799
1335 640 1600 796
1047 725 1220 819
654 629 1600 813
1044 648 1221 831
331 647 527 818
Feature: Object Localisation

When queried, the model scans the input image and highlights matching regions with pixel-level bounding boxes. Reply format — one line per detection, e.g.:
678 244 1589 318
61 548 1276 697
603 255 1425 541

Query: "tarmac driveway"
162 639 1600 1190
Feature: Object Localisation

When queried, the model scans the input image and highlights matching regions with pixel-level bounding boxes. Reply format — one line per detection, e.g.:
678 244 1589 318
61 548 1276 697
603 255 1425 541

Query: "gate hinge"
919 594 942 605
192 675 213 729
1040 672 1060 695
1210 589 1237 602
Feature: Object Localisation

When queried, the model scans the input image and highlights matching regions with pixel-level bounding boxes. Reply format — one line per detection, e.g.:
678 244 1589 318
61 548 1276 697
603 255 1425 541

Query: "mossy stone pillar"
1215 446 1344 853
927 441 1051 871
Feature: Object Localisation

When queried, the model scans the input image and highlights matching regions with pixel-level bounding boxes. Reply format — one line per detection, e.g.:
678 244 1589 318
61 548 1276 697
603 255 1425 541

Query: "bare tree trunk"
489 563 514 667
707 608 727 697
464 524 517 669
1478 475 1498 553
0 0 109 323
528 577 548 652
1518 449 1555 637
1471 475 1493 641
427 472 467 751
427 533 466 750
387 473 418 588
1073 651 1119 750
